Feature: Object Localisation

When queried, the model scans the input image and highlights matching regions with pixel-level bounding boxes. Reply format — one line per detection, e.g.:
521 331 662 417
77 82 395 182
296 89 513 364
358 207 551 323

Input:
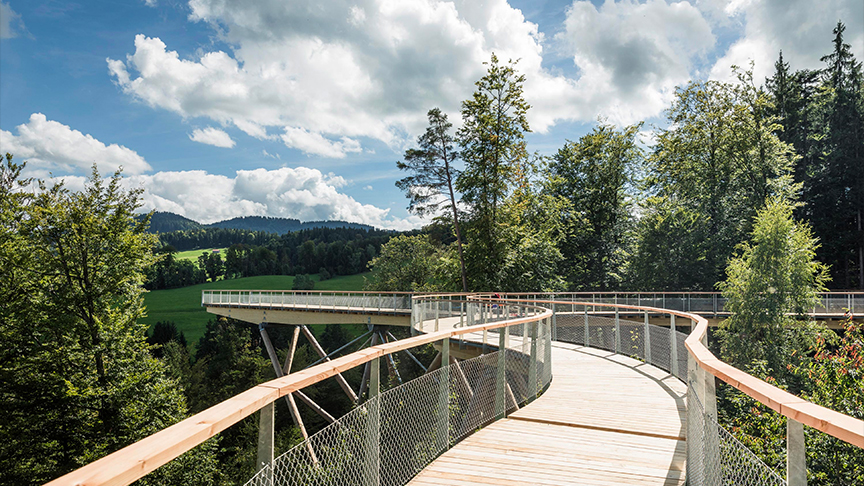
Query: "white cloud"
144 0 157 7
107 0 718 155
189 126 236 148
363 185 373 191
119 167 423 230
709 0 864 82
0 113 151 176
281 127 362 158
0 1 25 39
554 0 715 125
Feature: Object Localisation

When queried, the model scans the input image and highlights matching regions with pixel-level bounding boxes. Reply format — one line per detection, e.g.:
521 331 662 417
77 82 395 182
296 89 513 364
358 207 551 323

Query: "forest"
0 20 861 486
145 226 394 290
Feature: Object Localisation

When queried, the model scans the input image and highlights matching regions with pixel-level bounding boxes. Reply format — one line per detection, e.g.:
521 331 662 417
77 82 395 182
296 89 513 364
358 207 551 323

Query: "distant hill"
208 216 374 234
140 212 374 234
139 212 203 233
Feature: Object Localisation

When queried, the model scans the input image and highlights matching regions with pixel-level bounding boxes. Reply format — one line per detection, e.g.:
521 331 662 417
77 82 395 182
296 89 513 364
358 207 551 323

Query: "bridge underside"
205 305 412 327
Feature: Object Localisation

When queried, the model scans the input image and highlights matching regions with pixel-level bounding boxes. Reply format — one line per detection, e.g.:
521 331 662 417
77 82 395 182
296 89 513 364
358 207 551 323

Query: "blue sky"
1 0 861 229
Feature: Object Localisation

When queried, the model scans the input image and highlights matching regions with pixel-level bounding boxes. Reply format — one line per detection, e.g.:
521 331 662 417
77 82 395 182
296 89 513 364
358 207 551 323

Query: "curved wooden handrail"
46 301 551 486
46 295 863 486
492 297 864 448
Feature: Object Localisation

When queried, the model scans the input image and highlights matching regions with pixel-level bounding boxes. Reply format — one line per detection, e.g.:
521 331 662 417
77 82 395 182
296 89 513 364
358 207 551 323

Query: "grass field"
173 248 226 266
142 273 370 344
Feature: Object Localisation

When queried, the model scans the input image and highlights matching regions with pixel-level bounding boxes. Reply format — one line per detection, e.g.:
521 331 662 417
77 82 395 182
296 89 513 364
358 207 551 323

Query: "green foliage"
199 251 225 282
0 158 218 485
795 318 864 485
634 71 798 290
457 54 531 289
717 197 829 376
292 274 315 290
365 234 452 291
397 107 469 291
548 122 642 290
147 321 188 357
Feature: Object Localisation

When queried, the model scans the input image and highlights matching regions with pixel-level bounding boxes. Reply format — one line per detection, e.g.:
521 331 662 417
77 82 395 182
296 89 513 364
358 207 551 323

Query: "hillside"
208 215 374 234
141 211 375 234
140 211 203 233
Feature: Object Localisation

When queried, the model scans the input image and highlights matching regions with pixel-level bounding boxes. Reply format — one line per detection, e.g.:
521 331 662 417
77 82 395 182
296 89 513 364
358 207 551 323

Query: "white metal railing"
500 291 864 316
201 290 414 313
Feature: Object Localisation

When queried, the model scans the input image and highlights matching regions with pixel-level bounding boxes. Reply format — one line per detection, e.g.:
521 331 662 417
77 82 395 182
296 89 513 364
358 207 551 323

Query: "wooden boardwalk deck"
409 341 687 485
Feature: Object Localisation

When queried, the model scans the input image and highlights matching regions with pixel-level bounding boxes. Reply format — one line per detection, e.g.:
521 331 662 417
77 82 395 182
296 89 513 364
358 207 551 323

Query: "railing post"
366 356 380 486
670 314 679 378
615 307 621 354
435 302 440 332
256 401 274 478
439 337 450 451
459 302 464 328
543 317 552 386
584 305 589 346
787 419 807 486
495 329 507 419
528 321 538 402
552 302 557 342
644 311 652 363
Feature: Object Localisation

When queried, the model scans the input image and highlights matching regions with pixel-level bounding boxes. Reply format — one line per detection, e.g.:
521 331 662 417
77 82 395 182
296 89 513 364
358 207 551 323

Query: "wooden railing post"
644 311 652 364
551 295 557 341
788 419 807 486
528 321 538 402
670 314 679 378
366 356 380 486
584 305 589 346
439 337 450 451
615 307 621 354
495 330 507 420
256 401 274 476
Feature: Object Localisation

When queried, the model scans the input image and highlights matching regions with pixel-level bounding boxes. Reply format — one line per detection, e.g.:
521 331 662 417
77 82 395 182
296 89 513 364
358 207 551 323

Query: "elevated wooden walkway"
410 341 687 486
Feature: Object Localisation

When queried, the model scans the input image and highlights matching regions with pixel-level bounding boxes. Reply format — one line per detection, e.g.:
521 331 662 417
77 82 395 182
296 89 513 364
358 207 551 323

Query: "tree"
198 250 224 282
0 158 217 484
716 197 829 377
633 71 797 290
365 234 450 291
803 21 864 288
457 54 531 290
548 122 642 290
397 108 469 292
292 274 315 290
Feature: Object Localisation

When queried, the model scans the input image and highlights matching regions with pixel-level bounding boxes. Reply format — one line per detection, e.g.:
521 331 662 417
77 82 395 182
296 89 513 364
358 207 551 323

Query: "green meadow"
142 273 370 344
173 248 227 265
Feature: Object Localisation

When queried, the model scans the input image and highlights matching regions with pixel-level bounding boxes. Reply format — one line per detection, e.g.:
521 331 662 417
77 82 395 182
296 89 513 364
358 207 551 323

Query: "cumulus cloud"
107 0 719 155
709 0 864 82
555 0 715 124
0 1 25 39
0 113 151 177
189 127 236 148
281 127 362 158
121 167 423 230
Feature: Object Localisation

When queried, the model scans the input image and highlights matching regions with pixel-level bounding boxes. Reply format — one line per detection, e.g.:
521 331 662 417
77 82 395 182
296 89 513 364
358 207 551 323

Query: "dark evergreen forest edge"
1 21 861 486
140 211 375 235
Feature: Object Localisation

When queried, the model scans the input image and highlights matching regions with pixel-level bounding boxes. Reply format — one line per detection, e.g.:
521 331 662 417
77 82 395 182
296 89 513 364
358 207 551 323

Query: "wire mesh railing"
50 293 863 486
245 299 552 486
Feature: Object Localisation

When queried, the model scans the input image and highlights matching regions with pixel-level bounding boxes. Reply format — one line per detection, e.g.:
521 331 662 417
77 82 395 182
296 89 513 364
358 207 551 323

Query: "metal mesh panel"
687 383 785 486
246 325 552 486
648 324 672 372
